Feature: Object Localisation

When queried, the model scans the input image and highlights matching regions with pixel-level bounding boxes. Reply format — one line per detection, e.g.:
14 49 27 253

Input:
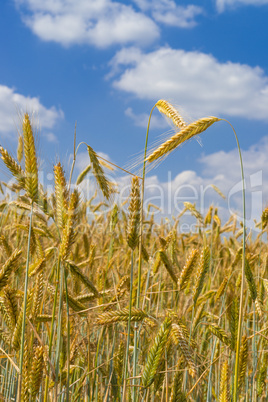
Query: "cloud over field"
75 136 268 232
0 84 63 138
110 46 268 121
136 137 268 228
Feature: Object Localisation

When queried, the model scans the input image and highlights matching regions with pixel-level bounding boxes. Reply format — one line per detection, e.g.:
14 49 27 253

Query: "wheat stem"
64 265 70 402
223 120 246 402
17 202 33 401
44 257 61 402
133 105 156 401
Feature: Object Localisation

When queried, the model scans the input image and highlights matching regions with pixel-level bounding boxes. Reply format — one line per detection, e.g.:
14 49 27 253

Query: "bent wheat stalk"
144 103 246 401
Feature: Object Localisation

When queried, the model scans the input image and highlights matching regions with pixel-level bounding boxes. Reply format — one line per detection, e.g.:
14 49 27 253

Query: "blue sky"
1 0 268 228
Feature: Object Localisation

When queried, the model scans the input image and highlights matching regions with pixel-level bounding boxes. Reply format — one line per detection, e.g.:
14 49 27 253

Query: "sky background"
1 0 268 230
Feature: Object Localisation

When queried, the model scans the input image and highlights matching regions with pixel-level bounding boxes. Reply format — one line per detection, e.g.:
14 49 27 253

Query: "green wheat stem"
17 201 33 401
133 105 156 400
123 250 135 401
92 326 104 401
44 256 61 402
221 120 246 402
64 265 70 402
54 262 64 399
184 306 195 393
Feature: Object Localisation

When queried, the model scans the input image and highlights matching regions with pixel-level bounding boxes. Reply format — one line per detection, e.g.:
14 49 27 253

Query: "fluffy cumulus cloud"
216 0 268 12
14 0 160 47
134 137 268 229
75 136 268 232
0 84 63 137
110 46 268 121
133 0 203 28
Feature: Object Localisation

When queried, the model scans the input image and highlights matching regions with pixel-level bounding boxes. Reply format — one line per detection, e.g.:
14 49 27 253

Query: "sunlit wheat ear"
262 207 268 228
96 307 147 325
178 249 198 290
87 145 110 200
30 272 44 320
170 359 185 402
76 164 91 185
156 99 187 129
193 246 210 306
29 346 44 400
184 202 204 224
127 176 141 250
17 136 24 163
142 316 172 388
208 323 231 348
0 249 22 291
54 162 69 230
238 335 248 390
171 323 197 377
244 257 257 302
219 360 230 402
0 146 25 188
66 261 100 298
154 341 172 394
146 116 220 163
0 287 18 331
228 297 239 352
23 113 38 202
158 250 178 284
215 275 229 302
60 189 79 261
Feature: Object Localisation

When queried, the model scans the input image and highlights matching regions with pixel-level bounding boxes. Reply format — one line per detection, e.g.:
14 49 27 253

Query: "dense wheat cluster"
0 109 267 401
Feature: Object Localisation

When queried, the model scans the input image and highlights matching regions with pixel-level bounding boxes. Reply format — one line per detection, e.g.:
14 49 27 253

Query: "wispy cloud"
133 0 203 28
110 46 268 121
216 0 268 12
0 84 63 138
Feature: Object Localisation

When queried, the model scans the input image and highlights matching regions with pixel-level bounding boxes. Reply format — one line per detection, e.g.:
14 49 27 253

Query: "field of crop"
0 101 267 401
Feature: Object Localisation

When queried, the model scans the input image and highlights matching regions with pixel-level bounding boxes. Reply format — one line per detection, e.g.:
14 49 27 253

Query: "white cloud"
139 136 268 230
75 136 268 231
216 0 268 12
0 84 63 137
133 0 203 28
44 132 58 143
15 0 160 47
110 46 268 121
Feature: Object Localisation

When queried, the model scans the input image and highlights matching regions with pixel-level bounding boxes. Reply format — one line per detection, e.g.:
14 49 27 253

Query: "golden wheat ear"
23 113 38 202
146 116 220 163
142 316 172 388
54 162 69 230
87 145 110 200
17 135 24 163
127 176 141 250
219 360 230 402
0 146 26 188
155 99 187 129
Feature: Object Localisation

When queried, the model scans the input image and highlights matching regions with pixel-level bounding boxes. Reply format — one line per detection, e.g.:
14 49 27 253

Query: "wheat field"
0 104 267 401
